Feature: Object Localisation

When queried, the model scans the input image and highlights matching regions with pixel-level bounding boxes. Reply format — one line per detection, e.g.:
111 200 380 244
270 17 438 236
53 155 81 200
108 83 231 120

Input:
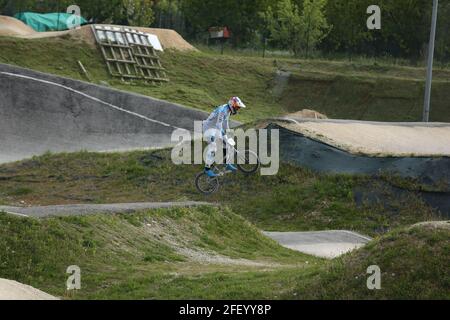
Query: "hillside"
1 36 450 122
1 204 447 299
0 150 441 237
298 222 450 299
0 205 320 299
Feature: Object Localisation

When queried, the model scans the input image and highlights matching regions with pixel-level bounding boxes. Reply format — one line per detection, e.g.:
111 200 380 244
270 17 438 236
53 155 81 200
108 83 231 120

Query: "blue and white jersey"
202 104 231 135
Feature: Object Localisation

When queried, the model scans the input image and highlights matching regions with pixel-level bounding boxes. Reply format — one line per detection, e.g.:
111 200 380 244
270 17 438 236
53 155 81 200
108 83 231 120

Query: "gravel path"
0 201 213 218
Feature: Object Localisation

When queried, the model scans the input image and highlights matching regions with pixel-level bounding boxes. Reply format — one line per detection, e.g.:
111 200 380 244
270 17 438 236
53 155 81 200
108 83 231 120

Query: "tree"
300 0 330 57
435 1 450 62
122 0 154 26
378 0 431 61
261 0 302 54
321 0 370 58
153 0 185 32
0 0 9 14
321 0 438 62
74 0 123 23
12 0 155 27
262 0 329 56
82 0 155 26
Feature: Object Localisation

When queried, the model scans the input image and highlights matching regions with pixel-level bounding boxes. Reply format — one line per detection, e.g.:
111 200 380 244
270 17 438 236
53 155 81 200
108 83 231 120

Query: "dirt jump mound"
0 15 196 51
0 15 35 36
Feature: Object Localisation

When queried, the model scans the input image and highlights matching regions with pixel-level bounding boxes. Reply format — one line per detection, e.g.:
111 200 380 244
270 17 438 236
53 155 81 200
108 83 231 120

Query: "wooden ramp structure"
91 25 169 84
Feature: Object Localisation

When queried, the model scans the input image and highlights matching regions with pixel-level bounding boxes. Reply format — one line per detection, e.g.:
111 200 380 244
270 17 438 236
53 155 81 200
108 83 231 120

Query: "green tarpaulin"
14 12 87 32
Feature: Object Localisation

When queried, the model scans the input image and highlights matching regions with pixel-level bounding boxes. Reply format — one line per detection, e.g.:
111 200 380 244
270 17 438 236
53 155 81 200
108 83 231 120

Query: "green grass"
0 36 109 81
0 150 441 237
0 205 319 299
89 267 320 300
1 36 450 122
297 222 450 299
0 206 447 299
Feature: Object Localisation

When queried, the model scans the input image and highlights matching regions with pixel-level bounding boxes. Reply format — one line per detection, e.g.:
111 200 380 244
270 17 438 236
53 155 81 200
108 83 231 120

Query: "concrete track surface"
0 279 58 300
0 201 211 218
267 122 450 189
279 117 450 157
0 64 236 164
264 230 372 259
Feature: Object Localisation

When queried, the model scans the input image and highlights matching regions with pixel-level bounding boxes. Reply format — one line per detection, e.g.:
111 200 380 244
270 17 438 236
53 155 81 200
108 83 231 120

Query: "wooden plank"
100 43 131 49
92 24 169 83
105 58 137 64
136 64 166 71
132 53 160 59
119 47 133 76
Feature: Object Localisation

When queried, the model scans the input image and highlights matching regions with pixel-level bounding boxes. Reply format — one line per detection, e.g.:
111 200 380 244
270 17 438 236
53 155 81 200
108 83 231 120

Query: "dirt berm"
0 15 197 51
0 63 239 163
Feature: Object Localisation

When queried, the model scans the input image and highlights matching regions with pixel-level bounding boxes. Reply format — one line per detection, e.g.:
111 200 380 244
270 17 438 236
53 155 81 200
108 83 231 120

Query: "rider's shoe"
205 168 218 178
225 164 237 172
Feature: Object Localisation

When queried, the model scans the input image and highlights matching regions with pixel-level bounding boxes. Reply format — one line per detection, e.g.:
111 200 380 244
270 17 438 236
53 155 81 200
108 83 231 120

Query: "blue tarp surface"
14 12 87 32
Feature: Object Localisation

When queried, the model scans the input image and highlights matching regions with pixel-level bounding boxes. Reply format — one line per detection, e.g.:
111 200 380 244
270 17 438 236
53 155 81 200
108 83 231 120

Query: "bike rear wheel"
195 171 219 195
236 150 260 174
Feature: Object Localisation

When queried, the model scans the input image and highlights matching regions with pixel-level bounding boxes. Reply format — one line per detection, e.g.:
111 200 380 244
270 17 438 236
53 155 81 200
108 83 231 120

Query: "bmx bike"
195 138 260 195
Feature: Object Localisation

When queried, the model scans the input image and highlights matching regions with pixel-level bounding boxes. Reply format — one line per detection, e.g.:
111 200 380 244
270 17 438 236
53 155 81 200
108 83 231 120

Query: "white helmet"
228 97 246 115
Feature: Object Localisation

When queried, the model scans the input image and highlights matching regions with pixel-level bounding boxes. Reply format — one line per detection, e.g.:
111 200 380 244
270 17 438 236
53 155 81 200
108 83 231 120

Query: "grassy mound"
0 150 440 237
0 205 319 299
1 36 450 122
298 222 450 299
1 204 446 299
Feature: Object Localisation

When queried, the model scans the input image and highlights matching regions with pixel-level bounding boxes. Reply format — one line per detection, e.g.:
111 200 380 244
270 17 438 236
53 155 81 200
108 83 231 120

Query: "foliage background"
1 0 449 63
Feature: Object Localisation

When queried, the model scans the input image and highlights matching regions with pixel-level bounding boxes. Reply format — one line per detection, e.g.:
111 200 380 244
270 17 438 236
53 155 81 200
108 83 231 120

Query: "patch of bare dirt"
133 26 197 51
412 221 450 230
0 15 35 36
286 109 328 119
143 218 279 268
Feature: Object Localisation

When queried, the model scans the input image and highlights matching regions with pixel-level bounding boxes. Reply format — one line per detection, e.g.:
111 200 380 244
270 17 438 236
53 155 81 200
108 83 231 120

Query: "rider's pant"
204 128 223 168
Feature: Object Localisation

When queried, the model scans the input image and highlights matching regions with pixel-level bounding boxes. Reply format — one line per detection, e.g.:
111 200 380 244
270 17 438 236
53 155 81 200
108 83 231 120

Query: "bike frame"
223 137 252 164
211 145 255 177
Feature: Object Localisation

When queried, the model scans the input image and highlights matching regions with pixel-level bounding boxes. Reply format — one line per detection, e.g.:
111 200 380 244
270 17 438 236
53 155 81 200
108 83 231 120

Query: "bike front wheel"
236 150 260 175
195 172 220 195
